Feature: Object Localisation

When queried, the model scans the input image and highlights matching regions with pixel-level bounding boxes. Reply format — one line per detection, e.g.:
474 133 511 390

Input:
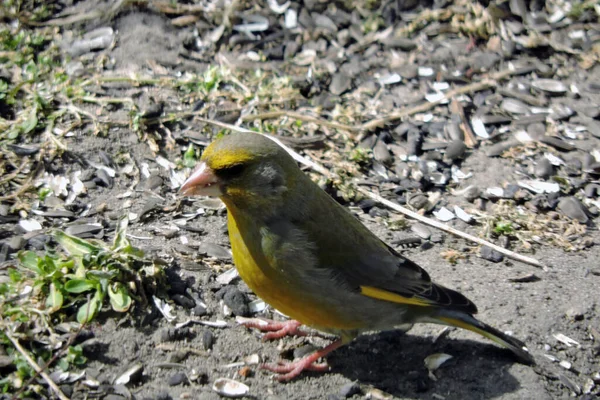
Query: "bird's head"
180 132 301 215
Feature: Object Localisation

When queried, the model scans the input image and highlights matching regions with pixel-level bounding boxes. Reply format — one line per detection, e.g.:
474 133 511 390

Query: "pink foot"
261 340 343 382
236 317 307 340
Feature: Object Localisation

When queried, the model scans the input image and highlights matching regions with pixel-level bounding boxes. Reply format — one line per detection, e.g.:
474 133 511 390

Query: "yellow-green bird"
180 132 534 381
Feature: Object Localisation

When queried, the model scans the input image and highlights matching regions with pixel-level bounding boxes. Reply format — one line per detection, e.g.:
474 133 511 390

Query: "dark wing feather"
299 190 477 314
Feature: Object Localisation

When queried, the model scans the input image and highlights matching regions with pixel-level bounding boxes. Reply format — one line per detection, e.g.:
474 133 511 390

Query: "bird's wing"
297 193 477 314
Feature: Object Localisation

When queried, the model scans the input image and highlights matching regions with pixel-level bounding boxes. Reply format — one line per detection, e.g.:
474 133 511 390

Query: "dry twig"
6 333 70 400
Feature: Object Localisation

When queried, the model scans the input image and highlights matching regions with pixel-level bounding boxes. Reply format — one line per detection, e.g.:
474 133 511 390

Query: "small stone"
557 197 589 223
411 223 431 240
8 235 26 251
444 140 466 162
217 286 250 317
382 37 417 51
534 158 554 179
198 242 231 260
168 372 188 386
480 246 504 263
501 98 530 114
485 140 520 157
373 140 392 164
531 79 568 94
338 381 361 398
172 294 195 309
565 306 585 321
527 122 546 139
463 186 481 202
430 233 443 243
313 14 337 32
584 184 600 198
202 330 215 351
192 303 207 317
330 72 352 95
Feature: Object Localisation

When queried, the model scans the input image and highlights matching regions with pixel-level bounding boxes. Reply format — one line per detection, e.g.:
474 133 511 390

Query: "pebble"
557 196 589 223
8 235 26 251
171 294 195 309
531 79 568 94
217 286 250 317
584 184 600 198
192 303 207 317
444 140 466 162
411 223 432 240
202 330 215 351
168 372 188 386
330 72 352 95
373 139 393 164
197 242 231 260
480 246 504 263
338 381 361 398
382 37 417 51
565 306 586 321
534 158 554 179
485 140 520 157
501 98 530 114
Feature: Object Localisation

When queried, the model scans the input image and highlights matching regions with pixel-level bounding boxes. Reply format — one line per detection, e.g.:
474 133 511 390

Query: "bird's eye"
217 163 246 179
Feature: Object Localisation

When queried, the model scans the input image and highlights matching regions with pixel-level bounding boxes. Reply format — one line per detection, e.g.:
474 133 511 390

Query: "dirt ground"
2 1 600 399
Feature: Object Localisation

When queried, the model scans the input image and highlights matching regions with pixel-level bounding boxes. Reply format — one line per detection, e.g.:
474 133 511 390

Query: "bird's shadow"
326 330 524 399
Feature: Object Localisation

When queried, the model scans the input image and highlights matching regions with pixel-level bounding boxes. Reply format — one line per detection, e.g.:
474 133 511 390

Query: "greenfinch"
180 132 534 381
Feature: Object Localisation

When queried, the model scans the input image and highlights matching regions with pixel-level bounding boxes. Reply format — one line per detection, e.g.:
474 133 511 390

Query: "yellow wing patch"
360 286 433 307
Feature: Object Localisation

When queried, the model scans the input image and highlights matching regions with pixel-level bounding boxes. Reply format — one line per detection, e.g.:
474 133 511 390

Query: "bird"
179 132 534 381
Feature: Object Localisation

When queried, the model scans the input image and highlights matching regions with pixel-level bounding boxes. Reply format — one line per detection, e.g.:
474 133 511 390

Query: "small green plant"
349 147 373 165
493 220 514 236
0 216 166 395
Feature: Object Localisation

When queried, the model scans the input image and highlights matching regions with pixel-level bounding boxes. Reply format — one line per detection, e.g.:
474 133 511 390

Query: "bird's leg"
236 317 308 340
261 339 344 382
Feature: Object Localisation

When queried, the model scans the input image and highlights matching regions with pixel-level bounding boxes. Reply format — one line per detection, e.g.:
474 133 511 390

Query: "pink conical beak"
179 162 222 197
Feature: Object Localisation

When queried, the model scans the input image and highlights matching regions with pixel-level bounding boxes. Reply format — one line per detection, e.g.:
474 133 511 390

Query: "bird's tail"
426 311 535 365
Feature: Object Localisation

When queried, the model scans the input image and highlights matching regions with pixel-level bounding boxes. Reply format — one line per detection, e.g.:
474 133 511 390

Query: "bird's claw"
236 317 307 340
261 360 331 382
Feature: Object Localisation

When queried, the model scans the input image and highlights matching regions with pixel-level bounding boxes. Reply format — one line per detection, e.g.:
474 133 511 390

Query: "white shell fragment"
233 15 269 34
487 187 504 197
559 360 572 370
216 268 239 285
267 0 290 14
518 180 560 194
19 219 42 232
114 363 143 385
471 117 489 139
284 9 297 29
454 206 473 223
212 378 250 398
553 333 581 348
248 299 267 313
544 153 564 166
378 73 402 86
433 207 455 222
424 353 453 380
153 296 176 323
424 353 453 371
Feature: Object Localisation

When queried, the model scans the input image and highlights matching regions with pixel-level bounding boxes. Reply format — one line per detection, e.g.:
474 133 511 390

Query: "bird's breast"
226 209 361 331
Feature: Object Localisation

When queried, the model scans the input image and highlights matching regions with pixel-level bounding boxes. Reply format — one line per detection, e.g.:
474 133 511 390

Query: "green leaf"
21 110 38 134
46 282 63 313
108 284 132 312
53 230 102 256
18 251 42 274
76 293 101 324
112 216 130 251
64 279 96 294
183 144 197 168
